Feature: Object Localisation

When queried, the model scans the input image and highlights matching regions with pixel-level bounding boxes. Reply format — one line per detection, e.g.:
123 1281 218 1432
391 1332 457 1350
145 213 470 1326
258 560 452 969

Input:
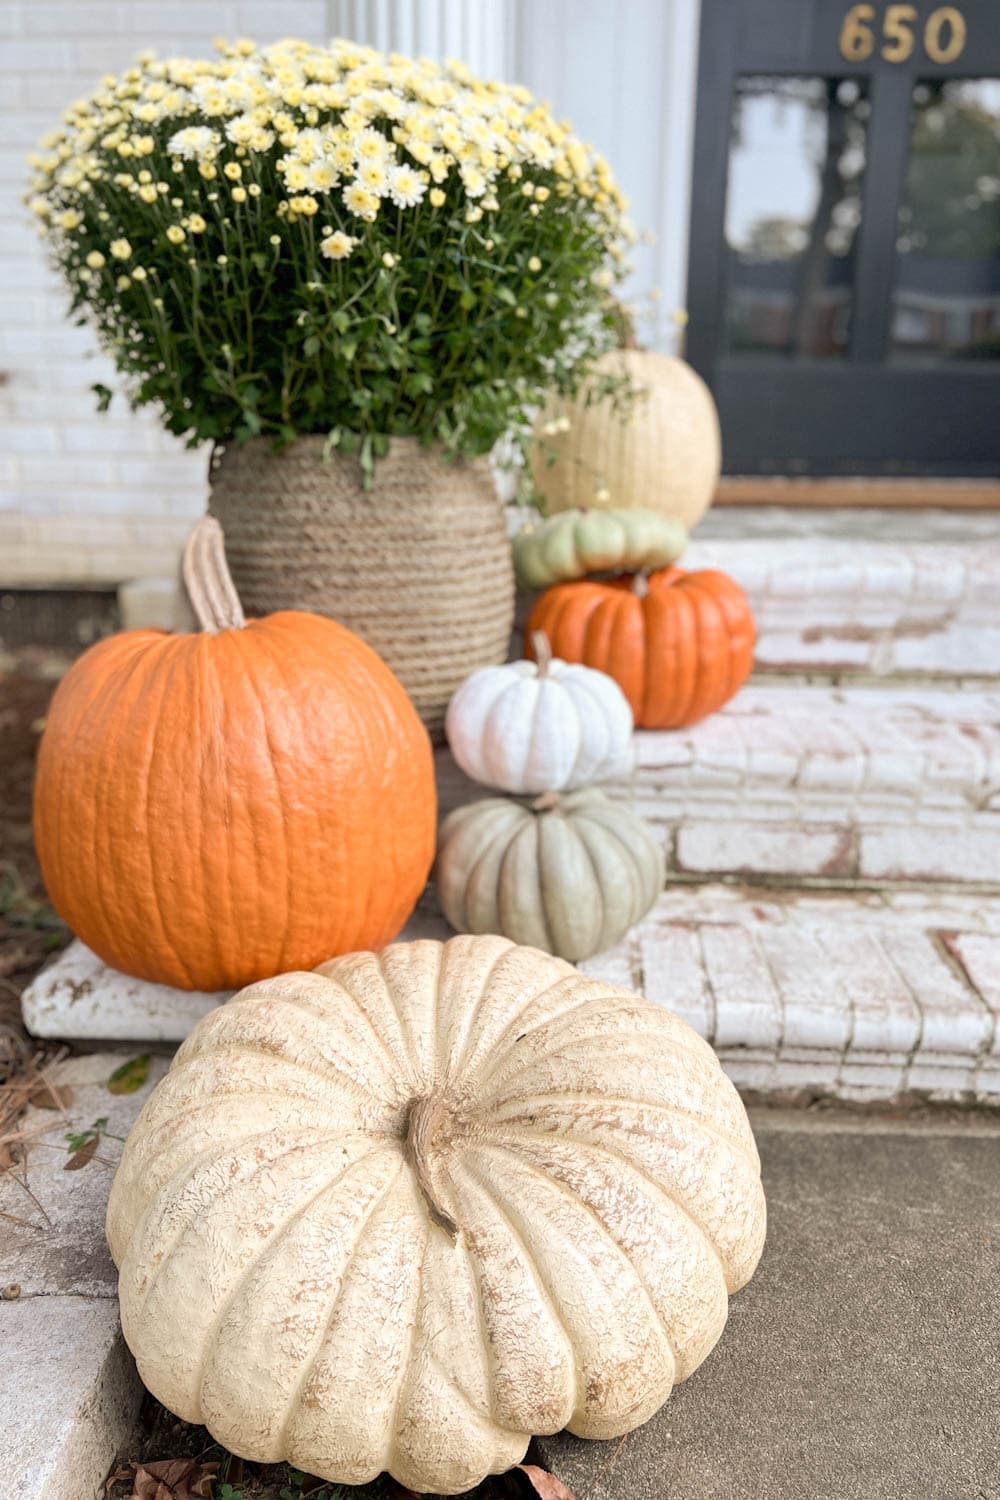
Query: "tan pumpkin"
530 349 721 530
435 789 664 960
107 935 766 1495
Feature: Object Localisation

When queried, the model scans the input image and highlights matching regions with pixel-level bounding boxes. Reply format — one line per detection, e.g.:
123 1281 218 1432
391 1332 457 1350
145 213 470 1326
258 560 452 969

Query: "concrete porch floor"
2 1054 998 1500
537 1109 1000 1500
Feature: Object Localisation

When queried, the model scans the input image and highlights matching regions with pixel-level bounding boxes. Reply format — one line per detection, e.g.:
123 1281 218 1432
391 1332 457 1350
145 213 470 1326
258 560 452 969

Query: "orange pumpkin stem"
530 629 553 677
182 516 247 633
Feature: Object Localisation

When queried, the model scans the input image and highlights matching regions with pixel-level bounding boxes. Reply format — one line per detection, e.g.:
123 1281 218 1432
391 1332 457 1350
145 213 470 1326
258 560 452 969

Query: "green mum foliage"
27 36 635 462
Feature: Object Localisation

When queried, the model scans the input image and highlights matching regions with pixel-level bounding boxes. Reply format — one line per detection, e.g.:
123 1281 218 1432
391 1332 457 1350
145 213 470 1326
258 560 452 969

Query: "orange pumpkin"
525 568 755 729
33 518 436 991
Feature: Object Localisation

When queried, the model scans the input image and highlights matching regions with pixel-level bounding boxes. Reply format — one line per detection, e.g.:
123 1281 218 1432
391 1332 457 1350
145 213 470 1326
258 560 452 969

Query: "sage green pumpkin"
513 507 688 591
435 789 664 961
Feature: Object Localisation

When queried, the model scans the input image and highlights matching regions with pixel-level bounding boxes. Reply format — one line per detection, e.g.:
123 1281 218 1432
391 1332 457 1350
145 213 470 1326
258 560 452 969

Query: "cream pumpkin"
435 789 663 959
530 348 721 530
107 936 765 1495
444 633 634 794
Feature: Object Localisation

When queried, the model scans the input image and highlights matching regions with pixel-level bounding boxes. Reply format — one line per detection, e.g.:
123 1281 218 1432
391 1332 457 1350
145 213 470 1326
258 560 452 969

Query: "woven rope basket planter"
208 436 515 740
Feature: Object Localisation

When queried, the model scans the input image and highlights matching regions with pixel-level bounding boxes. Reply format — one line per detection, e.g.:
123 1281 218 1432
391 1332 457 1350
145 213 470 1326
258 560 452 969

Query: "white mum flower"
388 164 425 208
306 160 339 192
167 125 217 161
353 126 392 163
460 164 487 197
320 230 355 260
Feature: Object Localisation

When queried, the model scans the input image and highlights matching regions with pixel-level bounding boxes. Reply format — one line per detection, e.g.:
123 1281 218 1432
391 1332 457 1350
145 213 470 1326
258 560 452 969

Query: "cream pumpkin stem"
531 790 561 813
404 1094 460 1243
632 571 650 599
182 516 247 633
530 629 553 677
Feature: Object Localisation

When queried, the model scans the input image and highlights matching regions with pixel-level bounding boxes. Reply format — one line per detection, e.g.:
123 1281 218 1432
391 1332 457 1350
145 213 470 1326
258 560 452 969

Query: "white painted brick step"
686 507 1000 680
22 886 1000 1104
579 883 1000 1105
617 682 1000 885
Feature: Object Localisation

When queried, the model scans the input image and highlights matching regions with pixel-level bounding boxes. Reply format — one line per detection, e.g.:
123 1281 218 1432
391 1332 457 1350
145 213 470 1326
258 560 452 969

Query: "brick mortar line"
658 872 1000 898
749 669 1000 692
933 931 999 1079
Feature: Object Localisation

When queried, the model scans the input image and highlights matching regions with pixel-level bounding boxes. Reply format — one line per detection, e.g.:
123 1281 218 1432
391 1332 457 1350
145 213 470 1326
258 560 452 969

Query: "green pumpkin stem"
183 516 247 633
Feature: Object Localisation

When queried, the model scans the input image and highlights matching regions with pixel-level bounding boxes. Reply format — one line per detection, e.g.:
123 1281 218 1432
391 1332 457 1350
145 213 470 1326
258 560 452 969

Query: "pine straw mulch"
104 1399 580 1499
0 647 73 1083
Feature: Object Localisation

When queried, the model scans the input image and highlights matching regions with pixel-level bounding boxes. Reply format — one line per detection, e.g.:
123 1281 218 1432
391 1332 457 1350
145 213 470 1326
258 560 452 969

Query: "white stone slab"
2 1296 141 1500
22 940 229 1041
0 1052 170 1500
0 1052 170 1298
23 906 454 1046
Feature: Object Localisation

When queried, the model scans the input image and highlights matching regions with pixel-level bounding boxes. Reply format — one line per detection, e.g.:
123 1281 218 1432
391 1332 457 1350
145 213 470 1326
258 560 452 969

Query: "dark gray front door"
686 0 1000 475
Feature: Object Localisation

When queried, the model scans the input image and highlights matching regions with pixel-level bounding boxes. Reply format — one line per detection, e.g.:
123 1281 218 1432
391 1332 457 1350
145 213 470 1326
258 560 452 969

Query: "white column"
510 0 702 346
327 0 515 77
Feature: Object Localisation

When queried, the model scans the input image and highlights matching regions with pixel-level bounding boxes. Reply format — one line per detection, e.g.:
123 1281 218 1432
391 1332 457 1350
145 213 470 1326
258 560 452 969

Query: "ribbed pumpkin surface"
33 612 435 990
526 567 755 729
106 935 766 1495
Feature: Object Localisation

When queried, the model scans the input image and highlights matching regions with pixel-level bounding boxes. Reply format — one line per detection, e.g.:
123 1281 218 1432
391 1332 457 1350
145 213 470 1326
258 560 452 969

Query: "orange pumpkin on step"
33 518 436 992
525 568 755 729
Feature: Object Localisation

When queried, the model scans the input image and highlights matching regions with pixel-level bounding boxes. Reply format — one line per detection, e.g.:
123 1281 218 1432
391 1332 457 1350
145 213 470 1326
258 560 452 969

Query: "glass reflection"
722 75 869 358
891 79 1000 362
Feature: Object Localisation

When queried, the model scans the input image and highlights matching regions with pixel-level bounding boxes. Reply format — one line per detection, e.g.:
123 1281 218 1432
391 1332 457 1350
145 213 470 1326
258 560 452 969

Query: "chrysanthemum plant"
27 37 633 476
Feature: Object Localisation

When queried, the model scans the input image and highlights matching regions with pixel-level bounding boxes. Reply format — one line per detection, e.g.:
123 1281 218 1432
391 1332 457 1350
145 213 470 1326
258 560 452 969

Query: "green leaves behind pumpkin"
107 1053 150 1094
64 1116 107 1170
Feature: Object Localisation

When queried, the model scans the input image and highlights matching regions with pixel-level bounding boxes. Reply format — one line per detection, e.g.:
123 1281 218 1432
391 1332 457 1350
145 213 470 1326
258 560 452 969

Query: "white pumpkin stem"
531 630 553 677
182 516 247 633
404 1095 460 1243
531 790 561 813
632 572 650 599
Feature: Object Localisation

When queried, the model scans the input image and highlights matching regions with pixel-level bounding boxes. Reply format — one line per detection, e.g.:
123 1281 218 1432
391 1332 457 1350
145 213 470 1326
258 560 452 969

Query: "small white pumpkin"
435 787 664 960
107 934 765 1496
445 632 634 794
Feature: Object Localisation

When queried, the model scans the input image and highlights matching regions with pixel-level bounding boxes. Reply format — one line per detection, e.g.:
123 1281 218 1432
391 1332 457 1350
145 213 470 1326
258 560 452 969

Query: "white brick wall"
0 0 330 587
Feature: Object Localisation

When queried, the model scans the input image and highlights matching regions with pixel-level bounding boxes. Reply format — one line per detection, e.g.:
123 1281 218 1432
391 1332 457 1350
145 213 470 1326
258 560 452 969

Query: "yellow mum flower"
165 225 185 244
429 187 445 207
188 213 207 232
231 185 247 202
86 250 106 268
59 208 82 230
223 161 242 180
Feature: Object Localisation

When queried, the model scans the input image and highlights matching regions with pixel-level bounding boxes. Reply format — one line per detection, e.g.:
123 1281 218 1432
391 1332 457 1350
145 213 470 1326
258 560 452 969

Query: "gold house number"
839 4 967 64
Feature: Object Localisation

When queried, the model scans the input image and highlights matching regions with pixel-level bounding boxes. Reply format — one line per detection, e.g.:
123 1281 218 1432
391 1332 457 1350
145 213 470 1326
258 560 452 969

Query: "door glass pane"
722 75 869 358
891 79 1000 363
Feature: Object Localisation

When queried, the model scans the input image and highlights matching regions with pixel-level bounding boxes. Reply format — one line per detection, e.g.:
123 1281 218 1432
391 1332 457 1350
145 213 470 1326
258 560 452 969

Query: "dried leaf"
29 1077 73 1110
107 1054 150 1095
64 1133 99 1170
129 1458 219 1499
517 1466 580 1500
